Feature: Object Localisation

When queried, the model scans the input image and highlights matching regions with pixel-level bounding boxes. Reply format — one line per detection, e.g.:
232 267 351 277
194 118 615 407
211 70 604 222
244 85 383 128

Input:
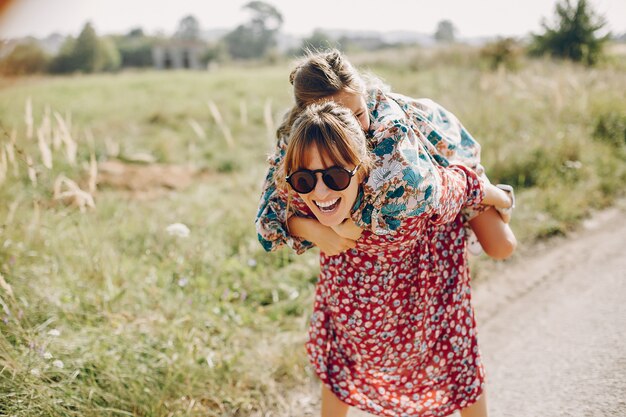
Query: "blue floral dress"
255 90 487 416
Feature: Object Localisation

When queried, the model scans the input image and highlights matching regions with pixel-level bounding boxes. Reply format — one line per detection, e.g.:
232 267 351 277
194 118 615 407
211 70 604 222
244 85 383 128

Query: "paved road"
350 206 626 417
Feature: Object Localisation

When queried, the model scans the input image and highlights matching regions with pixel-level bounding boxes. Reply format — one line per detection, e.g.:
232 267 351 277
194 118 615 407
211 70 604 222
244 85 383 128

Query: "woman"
272 101 510 416
256 49 516 259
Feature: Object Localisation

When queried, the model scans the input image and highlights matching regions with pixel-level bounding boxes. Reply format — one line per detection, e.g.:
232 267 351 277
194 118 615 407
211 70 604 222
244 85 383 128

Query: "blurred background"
0 0 624 416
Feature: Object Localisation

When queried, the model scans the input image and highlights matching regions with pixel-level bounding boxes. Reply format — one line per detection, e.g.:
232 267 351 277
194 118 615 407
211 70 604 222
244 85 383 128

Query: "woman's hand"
288 216 357 256
331 218 363 241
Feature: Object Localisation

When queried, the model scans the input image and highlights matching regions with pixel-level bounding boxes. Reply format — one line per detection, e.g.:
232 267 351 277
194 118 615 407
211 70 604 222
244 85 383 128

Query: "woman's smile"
298 145 360 227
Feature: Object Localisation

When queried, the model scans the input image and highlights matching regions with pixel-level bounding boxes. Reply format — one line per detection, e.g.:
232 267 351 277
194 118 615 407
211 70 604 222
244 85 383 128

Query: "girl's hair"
276 101 373 192
276 48 385 139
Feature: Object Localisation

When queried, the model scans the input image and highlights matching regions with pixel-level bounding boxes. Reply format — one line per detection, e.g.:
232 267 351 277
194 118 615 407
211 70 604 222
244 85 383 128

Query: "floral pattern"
254 88 488 415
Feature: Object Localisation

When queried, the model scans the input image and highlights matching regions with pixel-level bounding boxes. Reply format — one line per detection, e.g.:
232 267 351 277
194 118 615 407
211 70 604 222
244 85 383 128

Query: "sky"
0 0 624 40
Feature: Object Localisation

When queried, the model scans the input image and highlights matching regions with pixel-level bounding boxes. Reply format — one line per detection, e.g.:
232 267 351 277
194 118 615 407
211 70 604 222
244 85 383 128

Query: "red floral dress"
295 162 485 416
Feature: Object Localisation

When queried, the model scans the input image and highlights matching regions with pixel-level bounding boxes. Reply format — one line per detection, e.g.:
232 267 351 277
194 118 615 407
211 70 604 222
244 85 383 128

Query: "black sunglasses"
286 163 361 194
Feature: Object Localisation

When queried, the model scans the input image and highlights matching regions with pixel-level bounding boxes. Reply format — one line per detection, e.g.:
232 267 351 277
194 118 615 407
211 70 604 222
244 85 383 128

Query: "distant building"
152 40 206 70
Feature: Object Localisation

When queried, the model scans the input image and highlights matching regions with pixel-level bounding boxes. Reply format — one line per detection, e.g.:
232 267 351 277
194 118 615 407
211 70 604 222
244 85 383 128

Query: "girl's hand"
482 183 514 223
288 216 356 256
482 183 513 209
331 218 363 241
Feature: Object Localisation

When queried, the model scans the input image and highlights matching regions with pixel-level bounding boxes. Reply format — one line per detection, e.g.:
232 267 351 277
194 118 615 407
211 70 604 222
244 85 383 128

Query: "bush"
593 110 626 147
530 0 610 66
0 41 50 75
480 37 523 70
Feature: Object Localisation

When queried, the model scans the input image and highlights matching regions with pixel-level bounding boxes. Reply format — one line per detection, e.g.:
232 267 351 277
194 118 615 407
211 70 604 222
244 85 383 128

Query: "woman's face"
325 89 370 131
295 144 360 227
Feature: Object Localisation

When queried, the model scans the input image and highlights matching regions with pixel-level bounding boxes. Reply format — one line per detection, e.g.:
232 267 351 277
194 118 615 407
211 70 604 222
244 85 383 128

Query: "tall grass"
0 50 624 415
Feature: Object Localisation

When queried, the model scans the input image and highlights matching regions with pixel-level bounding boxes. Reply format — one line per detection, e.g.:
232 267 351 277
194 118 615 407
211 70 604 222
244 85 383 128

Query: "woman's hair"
276 101 373 192
276 48 385 139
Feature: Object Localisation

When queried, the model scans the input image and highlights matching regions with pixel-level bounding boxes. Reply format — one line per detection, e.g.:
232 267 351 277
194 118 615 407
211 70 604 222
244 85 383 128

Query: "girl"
274 101 509 416
256 49 515 259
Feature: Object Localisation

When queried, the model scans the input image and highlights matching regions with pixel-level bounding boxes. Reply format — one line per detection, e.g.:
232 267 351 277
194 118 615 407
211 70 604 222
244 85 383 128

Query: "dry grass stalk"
88 152 98 195
41 106 52 145
0 273 14 299
0 145 6 185
264 98 275 143
187 118 206 140
240 100 248 126
25 97 33 140
25 154 37 185
53 174 96 212
53 112 77 165
207 100 234 148
37 127 53 169
6 130 18 177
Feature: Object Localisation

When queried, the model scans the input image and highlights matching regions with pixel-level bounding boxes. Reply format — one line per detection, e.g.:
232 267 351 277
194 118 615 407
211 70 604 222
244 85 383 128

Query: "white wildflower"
47 329 61 337
206 351 215 368
52 360 64 369
43 351 53 359
166 223 190 238
30 368 40 376
564 160 582 169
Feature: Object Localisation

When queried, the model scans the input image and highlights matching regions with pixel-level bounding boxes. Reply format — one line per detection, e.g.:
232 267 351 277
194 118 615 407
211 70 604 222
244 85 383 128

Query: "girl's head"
281 101 372 227
278 49 372 136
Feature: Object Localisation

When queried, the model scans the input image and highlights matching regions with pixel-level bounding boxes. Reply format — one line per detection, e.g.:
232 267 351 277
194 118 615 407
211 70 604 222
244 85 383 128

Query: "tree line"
0 0 616 76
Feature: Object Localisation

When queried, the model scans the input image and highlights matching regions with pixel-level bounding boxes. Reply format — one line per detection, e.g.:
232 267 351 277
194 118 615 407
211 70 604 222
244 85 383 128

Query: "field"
0 47 625 416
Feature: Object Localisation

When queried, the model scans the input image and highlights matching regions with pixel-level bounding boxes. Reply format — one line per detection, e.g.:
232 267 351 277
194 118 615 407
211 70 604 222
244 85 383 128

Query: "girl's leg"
321 384 349 417
468 208 517 260
459 391 488 417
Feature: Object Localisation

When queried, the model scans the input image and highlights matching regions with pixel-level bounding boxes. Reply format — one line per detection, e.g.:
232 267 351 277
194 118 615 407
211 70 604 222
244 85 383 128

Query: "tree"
434 20 456 43
175 15 201 41
48 37 78 73
0 41 50 75
223 1 283 59
113 29 155 68
530 0 609 66
72 22 101 72
49 22 121 73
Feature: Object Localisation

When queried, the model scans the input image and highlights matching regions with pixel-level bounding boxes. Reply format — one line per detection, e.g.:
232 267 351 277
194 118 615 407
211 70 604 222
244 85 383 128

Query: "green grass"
0 49 625 415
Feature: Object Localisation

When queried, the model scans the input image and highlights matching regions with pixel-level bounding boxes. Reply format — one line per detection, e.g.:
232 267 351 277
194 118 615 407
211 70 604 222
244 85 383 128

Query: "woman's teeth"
315 198 340 212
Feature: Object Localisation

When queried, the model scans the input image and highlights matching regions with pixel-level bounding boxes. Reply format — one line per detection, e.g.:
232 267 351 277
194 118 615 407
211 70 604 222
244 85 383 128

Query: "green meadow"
0 48 625 416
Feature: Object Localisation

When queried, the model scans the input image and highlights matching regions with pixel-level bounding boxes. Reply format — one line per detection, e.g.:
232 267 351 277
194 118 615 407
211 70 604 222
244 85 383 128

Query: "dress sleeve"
351 118 484 235
428 163 485 226
255 145 315 255
393 95 483 171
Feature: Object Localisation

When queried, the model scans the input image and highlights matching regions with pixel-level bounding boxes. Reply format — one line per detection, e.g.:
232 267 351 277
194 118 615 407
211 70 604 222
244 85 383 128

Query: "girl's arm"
255 150 314 254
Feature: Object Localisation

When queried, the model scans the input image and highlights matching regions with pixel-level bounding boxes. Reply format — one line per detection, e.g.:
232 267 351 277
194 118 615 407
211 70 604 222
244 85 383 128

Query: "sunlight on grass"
0 50 624 415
